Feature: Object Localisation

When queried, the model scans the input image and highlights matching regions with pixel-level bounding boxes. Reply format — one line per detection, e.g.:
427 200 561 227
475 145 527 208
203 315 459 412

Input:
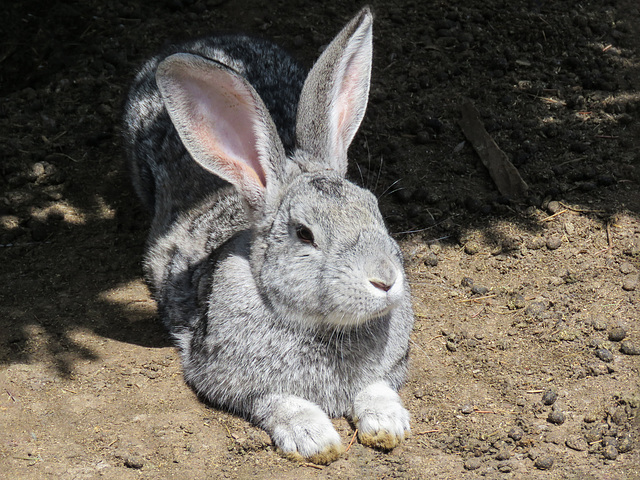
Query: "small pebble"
508 427 524 442
507 294 526 310
610 406 627 425
460 404 474 415
618 433 634 453
497 461 512 473
620 340 640 355
464 242 480 255
461 277 474 287
620 261 636 274
423 252 439 267
534 455 554 470
595 348 614 363
413 388 426 399
446 340 457 352
603 445 618 460
622 275 638 291
584 425 606 443
525 236 546 250
566 435 589 451
495 449 511 461
464 457 482 471
547 410 565 425
546 236 563 250
602 436 618 448
591 317 608 331
123 455 144 469
542 389 558 406
557 328 579 341
608 326 627 342
547 200 562 214
471 285 488 295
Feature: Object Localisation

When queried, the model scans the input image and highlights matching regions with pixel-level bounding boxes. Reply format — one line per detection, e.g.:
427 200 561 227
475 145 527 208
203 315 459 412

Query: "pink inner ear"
186 73 267 188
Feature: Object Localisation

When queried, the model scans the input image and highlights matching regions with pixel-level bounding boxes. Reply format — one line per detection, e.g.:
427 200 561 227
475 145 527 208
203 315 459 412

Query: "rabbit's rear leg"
352 381 410 450
256 395 344 464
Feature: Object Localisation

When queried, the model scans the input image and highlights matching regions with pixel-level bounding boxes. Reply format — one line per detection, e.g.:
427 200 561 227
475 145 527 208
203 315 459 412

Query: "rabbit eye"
296 224 315 245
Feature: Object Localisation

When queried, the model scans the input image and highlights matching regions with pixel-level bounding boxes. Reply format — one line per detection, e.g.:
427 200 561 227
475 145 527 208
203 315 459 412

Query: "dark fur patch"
310 176 344 197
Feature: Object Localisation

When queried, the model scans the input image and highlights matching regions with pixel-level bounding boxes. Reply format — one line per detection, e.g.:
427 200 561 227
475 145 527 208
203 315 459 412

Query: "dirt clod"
608 326 628 342
463 457 482 471
534 456 554 470
595 348 614 363
547 410 566 425
620 340 640 356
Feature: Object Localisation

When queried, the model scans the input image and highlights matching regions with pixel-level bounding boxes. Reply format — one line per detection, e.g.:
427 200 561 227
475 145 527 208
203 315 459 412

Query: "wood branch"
458 101 529 199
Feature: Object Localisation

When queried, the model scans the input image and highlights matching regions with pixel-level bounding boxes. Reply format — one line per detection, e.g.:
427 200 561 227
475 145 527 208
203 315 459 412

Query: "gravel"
566 436 589 451
534 456 554 470
620 340 640 355
547 410 565 425
603 445 619 460
542 388 558 406
608 326 627 342
508 427 524 442
463 457 482 471
595 348 614 363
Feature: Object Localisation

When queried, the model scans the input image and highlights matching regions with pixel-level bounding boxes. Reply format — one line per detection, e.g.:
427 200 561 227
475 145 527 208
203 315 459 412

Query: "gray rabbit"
123 7 414 464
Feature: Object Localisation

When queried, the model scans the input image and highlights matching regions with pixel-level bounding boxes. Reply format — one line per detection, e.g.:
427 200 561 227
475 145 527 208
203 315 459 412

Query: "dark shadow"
0 0 638 377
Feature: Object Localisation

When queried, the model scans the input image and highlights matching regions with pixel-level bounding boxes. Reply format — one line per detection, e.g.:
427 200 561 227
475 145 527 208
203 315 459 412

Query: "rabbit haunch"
123 7 414 464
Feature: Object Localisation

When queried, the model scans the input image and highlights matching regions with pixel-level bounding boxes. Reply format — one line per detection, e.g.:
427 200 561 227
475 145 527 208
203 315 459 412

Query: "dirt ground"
1 0 639 478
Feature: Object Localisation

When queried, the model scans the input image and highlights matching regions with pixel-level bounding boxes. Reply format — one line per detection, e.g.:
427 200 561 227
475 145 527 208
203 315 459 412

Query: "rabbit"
123 7 414 464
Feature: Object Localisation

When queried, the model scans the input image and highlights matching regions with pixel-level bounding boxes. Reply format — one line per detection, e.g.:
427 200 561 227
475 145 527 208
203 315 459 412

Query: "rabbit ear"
296 7 373 177
156 53 286 212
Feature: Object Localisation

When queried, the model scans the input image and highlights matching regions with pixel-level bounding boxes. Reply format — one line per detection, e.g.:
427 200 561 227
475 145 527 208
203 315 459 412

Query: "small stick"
458 101 528 198
417 429 441 435
345 429 358 453
301 462 324 470
558 202 605 213
541 209 569 222
474 409 495 414
526 390 545 394
5 389 16 402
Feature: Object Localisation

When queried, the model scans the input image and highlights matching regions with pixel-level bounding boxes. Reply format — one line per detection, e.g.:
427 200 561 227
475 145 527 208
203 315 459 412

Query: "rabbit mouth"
320 301 398 327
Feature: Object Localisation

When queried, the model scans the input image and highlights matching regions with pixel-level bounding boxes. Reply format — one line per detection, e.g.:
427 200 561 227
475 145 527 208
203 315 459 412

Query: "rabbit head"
156 8 405 328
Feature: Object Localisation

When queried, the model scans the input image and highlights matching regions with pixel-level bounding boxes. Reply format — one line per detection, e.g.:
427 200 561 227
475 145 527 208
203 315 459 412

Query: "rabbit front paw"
259 396 344 464
352 381 410 450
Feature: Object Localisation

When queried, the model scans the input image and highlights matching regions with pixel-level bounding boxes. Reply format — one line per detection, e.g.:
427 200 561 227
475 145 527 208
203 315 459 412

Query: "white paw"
262 396 343 464
352 381 410 450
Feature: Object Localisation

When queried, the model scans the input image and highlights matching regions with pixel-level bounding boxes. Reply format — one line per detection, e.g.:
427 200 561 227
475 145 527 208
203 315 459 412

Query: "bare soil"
1 1 639 479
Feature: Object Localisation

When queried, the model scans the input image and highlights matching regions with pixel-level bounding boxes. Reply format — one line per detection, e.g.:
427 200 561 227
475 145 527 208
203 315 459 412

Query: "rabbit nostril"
370 279 392 292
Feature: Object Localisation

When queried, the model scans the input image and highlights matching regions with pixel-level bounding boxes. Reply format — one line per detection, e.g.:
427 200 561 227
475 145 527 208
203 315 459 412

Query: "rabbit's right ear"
296 7 373 177
156 53 286 213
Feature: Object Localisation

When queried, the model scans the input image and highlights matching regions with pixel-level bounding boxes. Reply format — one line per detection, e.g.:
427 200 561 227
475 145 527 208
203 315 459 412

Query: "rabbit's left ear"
156 53 286 213
296 7 373 177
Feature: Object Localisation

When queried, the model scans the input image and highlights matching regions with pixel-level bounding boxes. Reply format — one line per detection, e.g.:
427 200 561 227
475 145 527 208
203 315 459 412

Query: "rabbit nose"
368 259 398 292
370 279 393 292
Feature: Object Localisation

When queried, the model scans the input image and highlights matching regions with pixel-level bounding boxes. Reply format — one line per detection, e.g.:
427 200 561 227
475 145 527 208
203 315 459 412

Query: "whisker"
374 155 384 194
378 178 402 200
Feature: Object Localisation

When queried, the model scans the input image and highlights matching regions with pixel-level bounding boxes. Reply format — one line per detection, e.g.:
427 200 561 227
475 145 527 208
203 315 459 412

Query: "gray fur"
123 7 414 462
